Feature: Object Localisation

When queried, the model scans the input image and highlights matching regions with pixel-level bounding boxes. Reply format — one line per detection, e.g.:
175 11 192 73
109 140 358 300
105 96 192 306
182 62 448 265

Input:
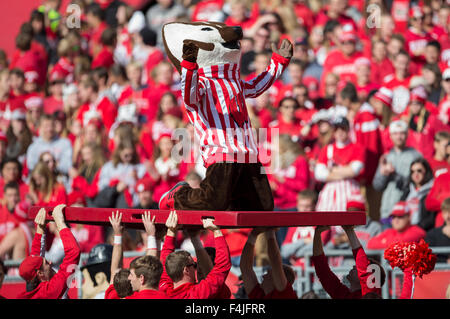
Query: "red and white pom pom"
384 239 437 278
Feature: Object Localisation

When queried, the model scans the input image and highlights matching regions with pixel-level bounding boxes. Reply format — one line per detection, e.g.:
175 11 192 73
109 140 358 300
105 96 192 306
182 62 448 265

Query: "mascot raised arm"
159 21 293 212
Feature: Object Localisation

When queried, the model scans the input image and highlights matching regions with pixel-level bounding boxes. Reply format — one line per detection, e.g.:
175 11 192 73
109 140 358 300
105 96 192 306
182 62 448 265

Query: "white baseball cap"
389 120 408 134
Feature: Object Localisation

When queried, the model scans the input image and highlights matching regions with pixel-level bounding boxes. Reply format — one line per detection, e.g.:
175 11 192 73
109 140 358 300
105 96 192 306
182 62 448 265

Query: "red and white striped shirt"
180 53 290 167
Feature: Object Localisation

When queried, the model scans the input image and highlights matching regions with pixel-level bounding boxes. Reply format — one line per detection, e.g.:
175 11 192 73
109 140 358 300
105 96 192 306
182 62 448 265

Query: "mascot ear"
162 23 182 74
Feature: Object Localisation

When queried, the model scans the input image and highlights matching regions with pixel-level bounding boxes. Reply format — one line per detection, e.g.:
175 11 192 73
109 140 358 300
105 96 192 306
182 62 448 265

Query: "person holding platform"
159 210 231 299
240 227 297 299
312 225 386 299
17 204 81 299
105 211 165 299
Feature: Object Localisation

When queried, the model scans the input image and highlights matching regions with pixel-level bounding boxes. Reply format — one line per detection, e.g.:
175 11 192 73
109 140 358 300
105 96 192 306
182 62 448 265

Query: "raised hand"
271 39 293 59
142 211 156 236
202 218 219 232
52 204 68 232
109 210 123 236
165 210 178 236
183 40 199 63
34 208 47 234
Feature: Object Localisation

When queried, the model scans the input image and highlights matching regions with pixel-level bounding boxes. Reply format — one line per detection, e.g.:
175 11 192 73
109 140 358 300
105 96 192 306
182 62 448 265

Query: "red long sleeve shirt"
159 234 231 299
271 155 310 209
367 226 426 250
353 246 382 297
312 253 362 299
126 289 168 299
313 247 382 299
17 228 80 299
425 171 450 212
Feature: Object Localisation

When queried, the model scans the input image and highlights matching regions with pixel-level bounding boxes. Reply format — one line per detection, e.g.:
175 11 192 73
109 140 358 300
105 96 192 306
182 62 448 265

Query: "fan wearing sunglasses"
398 158 435 231
159 211 231 299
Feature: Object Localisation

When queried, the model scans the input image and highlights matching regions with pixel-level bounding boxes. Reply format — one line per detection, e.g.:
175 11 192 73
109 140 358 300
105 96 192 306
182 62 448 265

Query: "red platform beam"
28 206 366 229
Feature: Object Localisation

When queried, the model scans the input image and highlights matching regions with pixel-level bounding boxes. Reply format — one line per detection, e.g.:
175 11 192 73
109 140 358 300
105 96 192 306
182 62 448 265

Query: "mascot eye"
201 27 213 31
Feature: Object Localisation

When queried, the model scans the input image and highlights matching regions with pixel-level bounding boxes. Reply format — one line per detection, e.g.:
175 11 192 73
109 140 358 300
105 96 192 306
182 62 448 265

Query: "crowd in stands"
0 0 449 299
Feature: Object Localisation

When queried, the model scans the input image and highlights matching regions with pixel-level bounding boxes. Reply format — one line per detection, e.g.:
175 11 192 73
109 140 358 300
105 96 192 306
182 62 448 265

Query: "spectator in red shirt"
86 2 108 57
0 182 29 260
384 50 413 114
269 97 302 142
320 29 363 96
134 27 165 85
71 141 106 200
370 40 395 86
105 211 165 299
386 34 406 63
159 211 231 299
312 224 386 299
9 31 41 84
0 158 28 201
187 229 232 299
367 201 426 250
370 86 394 134
354 57 380 102
426 130 450 176
315 0 357 32
8 69 27 113
17 204 81 299
28 161 67 207
240 227 297 299
405 6 433 70
402 86 450 159
225 0 260 35
43 74 64 115
125 216 168 299
49 37 77 86
425 167 450 228
126 255 168 299
91 28 116 70
77 77 118 131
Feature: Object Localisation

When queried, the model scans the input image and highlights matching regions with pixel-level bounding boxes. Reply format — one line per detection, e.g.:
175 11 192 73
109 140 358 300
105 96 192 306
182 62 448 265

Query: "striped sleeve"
242 53 290 99
181 60 203 108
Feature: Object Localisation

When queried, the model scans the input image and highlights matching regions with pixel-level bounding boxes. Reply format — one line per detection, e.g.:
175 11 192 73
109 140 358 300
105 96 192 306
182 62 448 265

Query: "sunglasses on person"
411 168 424 174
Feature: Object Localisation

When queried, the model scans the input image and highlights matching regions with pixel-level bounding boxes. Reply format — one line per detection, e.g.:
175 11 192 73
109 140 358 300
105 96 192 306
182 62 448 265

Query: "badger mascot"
159 22 293 212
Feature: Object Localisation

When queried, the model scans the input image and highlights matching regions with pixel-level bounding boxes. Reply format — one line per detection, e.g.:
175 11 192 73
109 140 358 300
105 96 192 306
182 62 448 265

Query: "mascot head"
162 22 243 73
